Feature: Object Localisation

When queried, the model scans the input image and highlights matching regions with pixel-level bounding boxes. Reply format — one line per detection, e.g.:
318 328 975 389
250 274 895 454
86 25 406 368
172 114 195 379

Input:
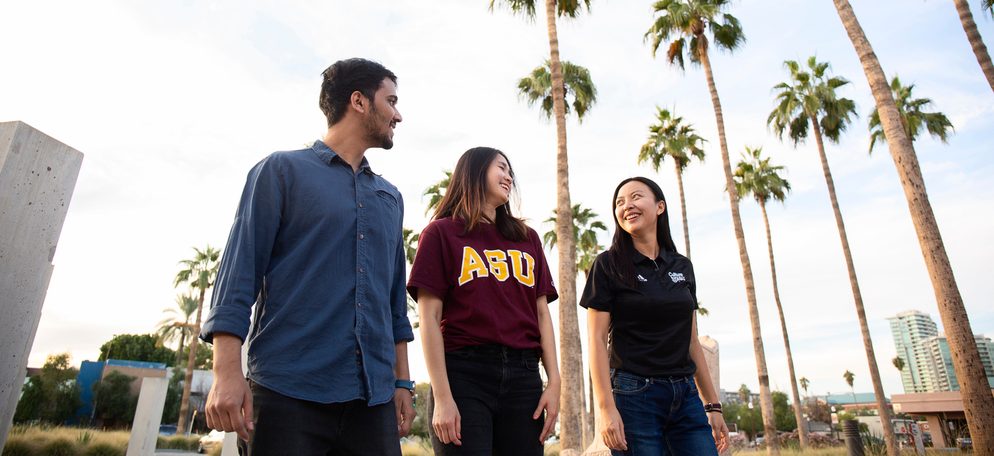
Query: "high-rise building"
888 310 938 393
916 332 994 392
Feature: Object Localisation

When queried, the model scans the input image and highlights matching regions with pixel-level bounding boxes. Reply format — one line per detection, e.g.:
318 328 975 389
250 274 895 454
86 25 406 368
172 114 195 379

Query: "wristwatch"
395 379 415 394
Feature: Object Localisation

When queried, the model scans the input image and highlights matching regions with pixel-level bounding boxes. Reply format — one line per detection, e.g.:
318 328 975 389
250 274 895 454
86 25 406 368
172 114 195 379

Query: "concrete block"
127 377 168 456
0 121 83 448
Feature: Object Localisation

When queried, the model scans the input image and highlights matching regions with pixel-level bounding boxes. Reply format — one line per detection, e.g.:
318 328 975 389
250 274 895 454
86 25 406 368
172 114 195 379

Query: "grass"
2 425 199 456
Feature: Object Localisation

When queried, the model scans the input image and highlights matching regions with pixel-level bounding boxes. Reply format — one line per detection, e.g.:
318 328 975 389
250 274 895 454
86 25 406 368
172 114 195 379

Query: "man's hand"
394 388 416 437
709 411 730 453
205 372 253 441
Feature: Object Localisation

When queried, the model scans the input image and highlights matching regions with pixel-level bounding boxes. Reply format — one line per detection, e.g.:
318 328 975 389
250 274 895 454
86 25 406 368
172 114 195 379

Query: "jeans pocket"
611 372 649 395
522 355 540 372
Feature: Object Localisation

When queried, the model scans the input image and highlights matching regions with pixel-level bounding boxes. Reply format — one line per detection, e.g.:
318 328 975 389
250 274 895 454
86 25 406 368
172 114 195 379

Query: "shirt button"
359 233 365 240
358 267 365 273
358 202 364 208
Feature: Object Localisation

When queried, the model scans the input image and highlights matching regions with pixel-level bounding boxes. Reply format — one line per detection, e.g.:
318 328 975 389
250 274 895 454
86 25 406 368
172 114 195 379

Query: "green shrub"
2 436 36 456
40 438 77 456
82 443 124 456
158 435 199 451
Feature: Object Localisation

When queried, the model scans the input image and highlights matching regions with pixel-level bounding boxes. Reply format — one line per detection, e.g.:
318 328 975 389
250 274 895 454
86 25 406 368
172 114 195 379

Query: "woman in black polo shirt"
580 177 728 455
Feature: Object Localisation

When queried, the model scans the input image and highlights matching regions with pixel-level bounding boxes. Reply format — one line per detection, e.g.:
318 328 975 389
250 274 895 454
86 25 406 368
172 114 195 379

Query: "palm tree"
766 55 900 455
173 245 220 434
638 107 706 259
156 293 199 367
799 377 810 398
868 76 954 153
423 170 451 216
987 0 994 16
733 147 808 449
491 2 593 448
645 2 779 452
402 228 419 265
842 370 856 405
892 356 905 373
518 60 597 122
952 0 994 92
833 2 994 451
542 204 607 276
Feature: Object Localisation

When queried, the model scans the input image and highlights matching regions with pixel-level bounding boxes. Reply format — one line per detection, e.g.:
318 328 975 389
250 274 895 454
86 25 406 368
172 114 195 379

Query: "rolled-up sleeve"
391 193 414 343
200 155 284 343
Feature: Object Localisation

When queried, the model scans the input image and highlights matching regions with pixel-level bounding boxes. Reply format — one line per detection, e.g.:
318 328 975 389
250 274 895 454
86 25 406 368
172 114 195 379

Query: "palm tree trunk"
759 202 808 449
175 330 187 368
834 1 994 452
544 0 582 451
698 48 779 456
176 288 206 434
953 0 994 92
674 162 692 259
808 114 899 456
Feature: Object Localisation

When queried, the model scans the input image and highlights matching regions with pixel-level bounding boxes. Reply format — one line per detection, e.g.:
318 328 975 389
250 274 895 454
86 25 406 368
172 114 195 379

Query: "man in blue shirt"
200 58 415 455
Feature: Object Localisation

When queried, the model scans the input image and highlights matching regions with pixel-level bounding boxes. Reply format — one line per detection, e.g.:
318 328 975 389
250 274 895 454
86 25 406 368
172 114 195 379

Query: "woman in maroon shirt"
408 147 560 455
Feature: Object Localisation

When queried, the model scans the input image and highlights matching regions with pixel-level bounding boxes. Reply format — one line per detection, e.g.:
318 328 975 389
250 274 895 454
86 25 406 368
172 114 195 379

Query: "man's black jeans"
429 344 545 455
239 380 401 456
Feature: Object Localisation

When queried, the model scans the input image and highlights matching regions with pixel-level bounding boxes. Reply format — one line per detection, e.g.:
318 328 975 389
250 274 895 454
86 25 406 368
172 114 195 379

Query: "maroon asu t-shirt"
407 217 558 352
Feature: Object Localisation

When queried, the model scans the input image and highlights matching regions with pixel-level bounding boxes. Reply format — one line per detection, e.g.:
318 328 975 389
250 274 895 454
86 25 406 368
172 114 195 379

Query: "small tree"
772 391 797 432
93 371 138 428
13 353 81 425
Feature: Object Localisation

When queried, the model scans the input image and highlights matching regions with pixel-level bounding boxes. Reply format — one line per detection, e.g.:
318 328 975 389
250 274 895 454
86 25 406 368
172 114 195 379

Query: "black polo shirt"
579 250 698 378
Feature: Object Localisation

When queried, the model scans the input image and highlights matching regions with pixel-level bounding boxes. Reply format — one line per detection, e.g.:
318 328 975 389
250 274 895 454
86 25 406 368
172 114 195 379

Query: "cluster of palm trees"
410 1 994 455
157 246 220 434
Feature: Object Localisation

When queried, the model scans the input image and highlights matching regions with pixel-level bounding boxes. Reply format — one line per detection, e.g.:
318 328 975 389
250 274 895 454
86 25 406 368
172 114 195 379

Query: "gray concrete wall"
0 121 83 448
126 377 168 456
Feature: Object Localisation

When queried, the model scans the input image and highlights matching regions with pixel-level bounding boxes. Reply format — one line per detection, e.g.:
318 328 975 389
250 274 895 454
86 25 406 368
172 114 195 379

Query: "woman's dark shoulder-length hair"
432 146 528 242
604 176 678 288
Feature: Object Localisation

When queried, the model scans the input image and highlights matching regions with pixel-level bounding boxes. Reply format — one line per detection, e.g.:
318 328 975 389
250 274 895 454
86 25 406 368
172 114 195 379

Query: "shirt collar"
632 248 669 266
310 140 373 173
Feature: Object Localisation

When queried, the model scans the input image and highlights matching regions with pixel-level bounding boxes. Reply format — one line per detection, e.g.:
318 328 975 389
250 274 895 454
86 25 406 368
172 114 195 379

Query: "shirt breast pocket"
369 189 401 241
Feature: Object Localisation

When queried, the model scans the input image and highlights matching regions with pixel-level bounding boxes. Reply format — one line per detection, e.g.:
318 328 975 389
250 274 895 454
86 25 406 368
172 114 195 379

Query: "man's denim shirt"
201 140 414 406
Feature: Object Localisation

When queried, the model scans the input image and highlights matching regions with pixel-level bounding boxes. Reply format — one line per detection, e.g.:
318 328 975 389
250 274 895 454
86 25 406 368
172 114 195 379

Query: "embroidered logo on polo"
636 274 648 283
668 272 686 283
458 246 536 287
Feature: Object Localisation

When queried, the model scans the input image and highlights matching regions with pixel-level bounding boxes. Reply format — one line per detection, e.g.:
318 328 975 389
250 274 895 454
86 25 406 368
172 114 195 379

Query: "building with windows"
888 310 938 393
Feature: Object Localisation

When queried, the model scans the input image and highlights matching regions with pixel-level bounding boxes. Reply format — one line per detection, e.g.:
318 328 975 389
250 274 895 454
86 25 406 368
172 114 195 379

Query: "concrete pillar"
0 121 83 448
126 377 168 456
925 415 949 448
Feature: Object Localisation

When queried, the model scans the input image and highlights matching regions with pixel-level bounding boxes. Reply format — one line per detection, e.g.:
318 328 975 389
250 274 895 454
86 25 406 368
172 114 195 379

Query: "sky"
3 0 993 401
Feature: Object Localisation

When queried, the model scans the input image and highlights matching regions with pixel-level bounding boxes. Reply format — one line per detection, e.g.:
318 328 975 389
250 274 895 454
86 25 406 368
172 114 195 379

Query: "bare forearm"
588 310 615 411
212 333 244 378
536 298 560 386
418 306 453 401
394 342 410 380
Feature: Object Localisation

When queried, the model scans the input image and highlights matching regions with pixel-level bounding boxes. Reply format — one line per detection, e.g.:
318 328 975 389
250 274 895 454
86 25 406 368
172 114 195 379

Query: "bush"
83 443 124 456
40 438 77 456
157 435 199 451
1 437 36 456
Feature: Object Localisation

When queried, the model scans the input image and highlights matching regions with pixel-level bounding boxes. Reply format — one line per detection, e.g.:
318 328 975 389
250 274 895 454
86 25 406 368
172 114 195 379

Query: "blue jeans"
611 370 718 456
428 345 545 456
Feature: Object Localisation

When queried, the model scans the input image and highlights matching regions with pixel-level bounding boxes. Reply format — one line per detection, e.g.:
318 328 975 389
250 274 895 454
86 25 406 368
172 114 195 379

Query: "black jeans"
239 380 401 456
428 344 545 455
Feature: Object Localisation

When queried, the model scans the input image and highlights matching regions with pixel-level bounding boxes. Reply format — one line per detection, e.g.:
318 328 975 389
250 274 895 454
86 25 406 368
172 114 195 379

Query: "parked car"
198 429 225 454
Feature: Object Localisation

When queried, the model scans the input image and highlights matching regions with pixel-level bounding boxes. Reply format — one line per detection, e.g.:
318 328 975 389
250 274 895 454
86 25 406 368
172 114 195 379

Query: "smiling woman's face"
484 153 513 209
614 180 664 237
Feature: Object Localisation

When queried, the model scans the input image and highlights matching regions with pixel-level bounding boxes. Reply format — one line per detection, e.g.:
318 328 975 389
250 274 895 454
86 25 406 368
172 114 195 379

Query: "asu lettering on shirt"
457 246 536 287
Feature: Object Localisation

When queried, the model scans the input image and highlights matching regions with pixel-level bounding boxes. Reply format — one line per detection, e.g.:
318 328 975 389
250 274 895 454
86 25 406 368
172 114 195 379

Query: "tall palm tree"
638 107 706 259
842 370 856 405
868 76 954 153
799 377 810 398
645 2 779 453
173 245 220 434
766 55 899 455
518 60 598 123
423 170 451 216
156 293 199 367
542 204 607 276
952 0 994 92
733 147 808 449
492 1 593 446
833 2 994 451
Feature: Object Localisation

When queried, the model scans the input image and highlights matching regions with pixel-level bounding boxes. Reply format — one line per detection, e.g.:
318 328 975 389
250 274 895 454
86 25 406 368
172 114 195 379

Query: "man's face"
363 78 402 150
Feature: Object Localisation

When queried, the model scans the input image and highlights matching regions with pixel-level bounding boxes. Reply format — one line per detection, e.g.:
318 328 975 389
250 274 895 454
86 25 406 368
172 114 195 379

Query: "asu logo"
458 246 536 287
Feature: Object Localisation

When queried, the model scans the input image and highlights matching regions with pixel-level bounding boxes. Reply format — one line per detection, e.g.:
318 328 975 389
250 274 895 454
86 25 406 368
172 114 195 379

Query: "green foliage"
867 75 954 153
733 147 790 206
40 438 77 456
518 60 598 123
83 443 125 456
422 170 451 216
724 402 763 441
542 204 608 274
178 342 213 370
157 293 199 366
156 435 200 451
768 56 857 145
161 367 184 423
409 382 431 440
13 353 82 425
98 334 175 366
1 437 35 456
639 107 706 173
93 371 138 428
645 0 744 68
772 391 797 431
